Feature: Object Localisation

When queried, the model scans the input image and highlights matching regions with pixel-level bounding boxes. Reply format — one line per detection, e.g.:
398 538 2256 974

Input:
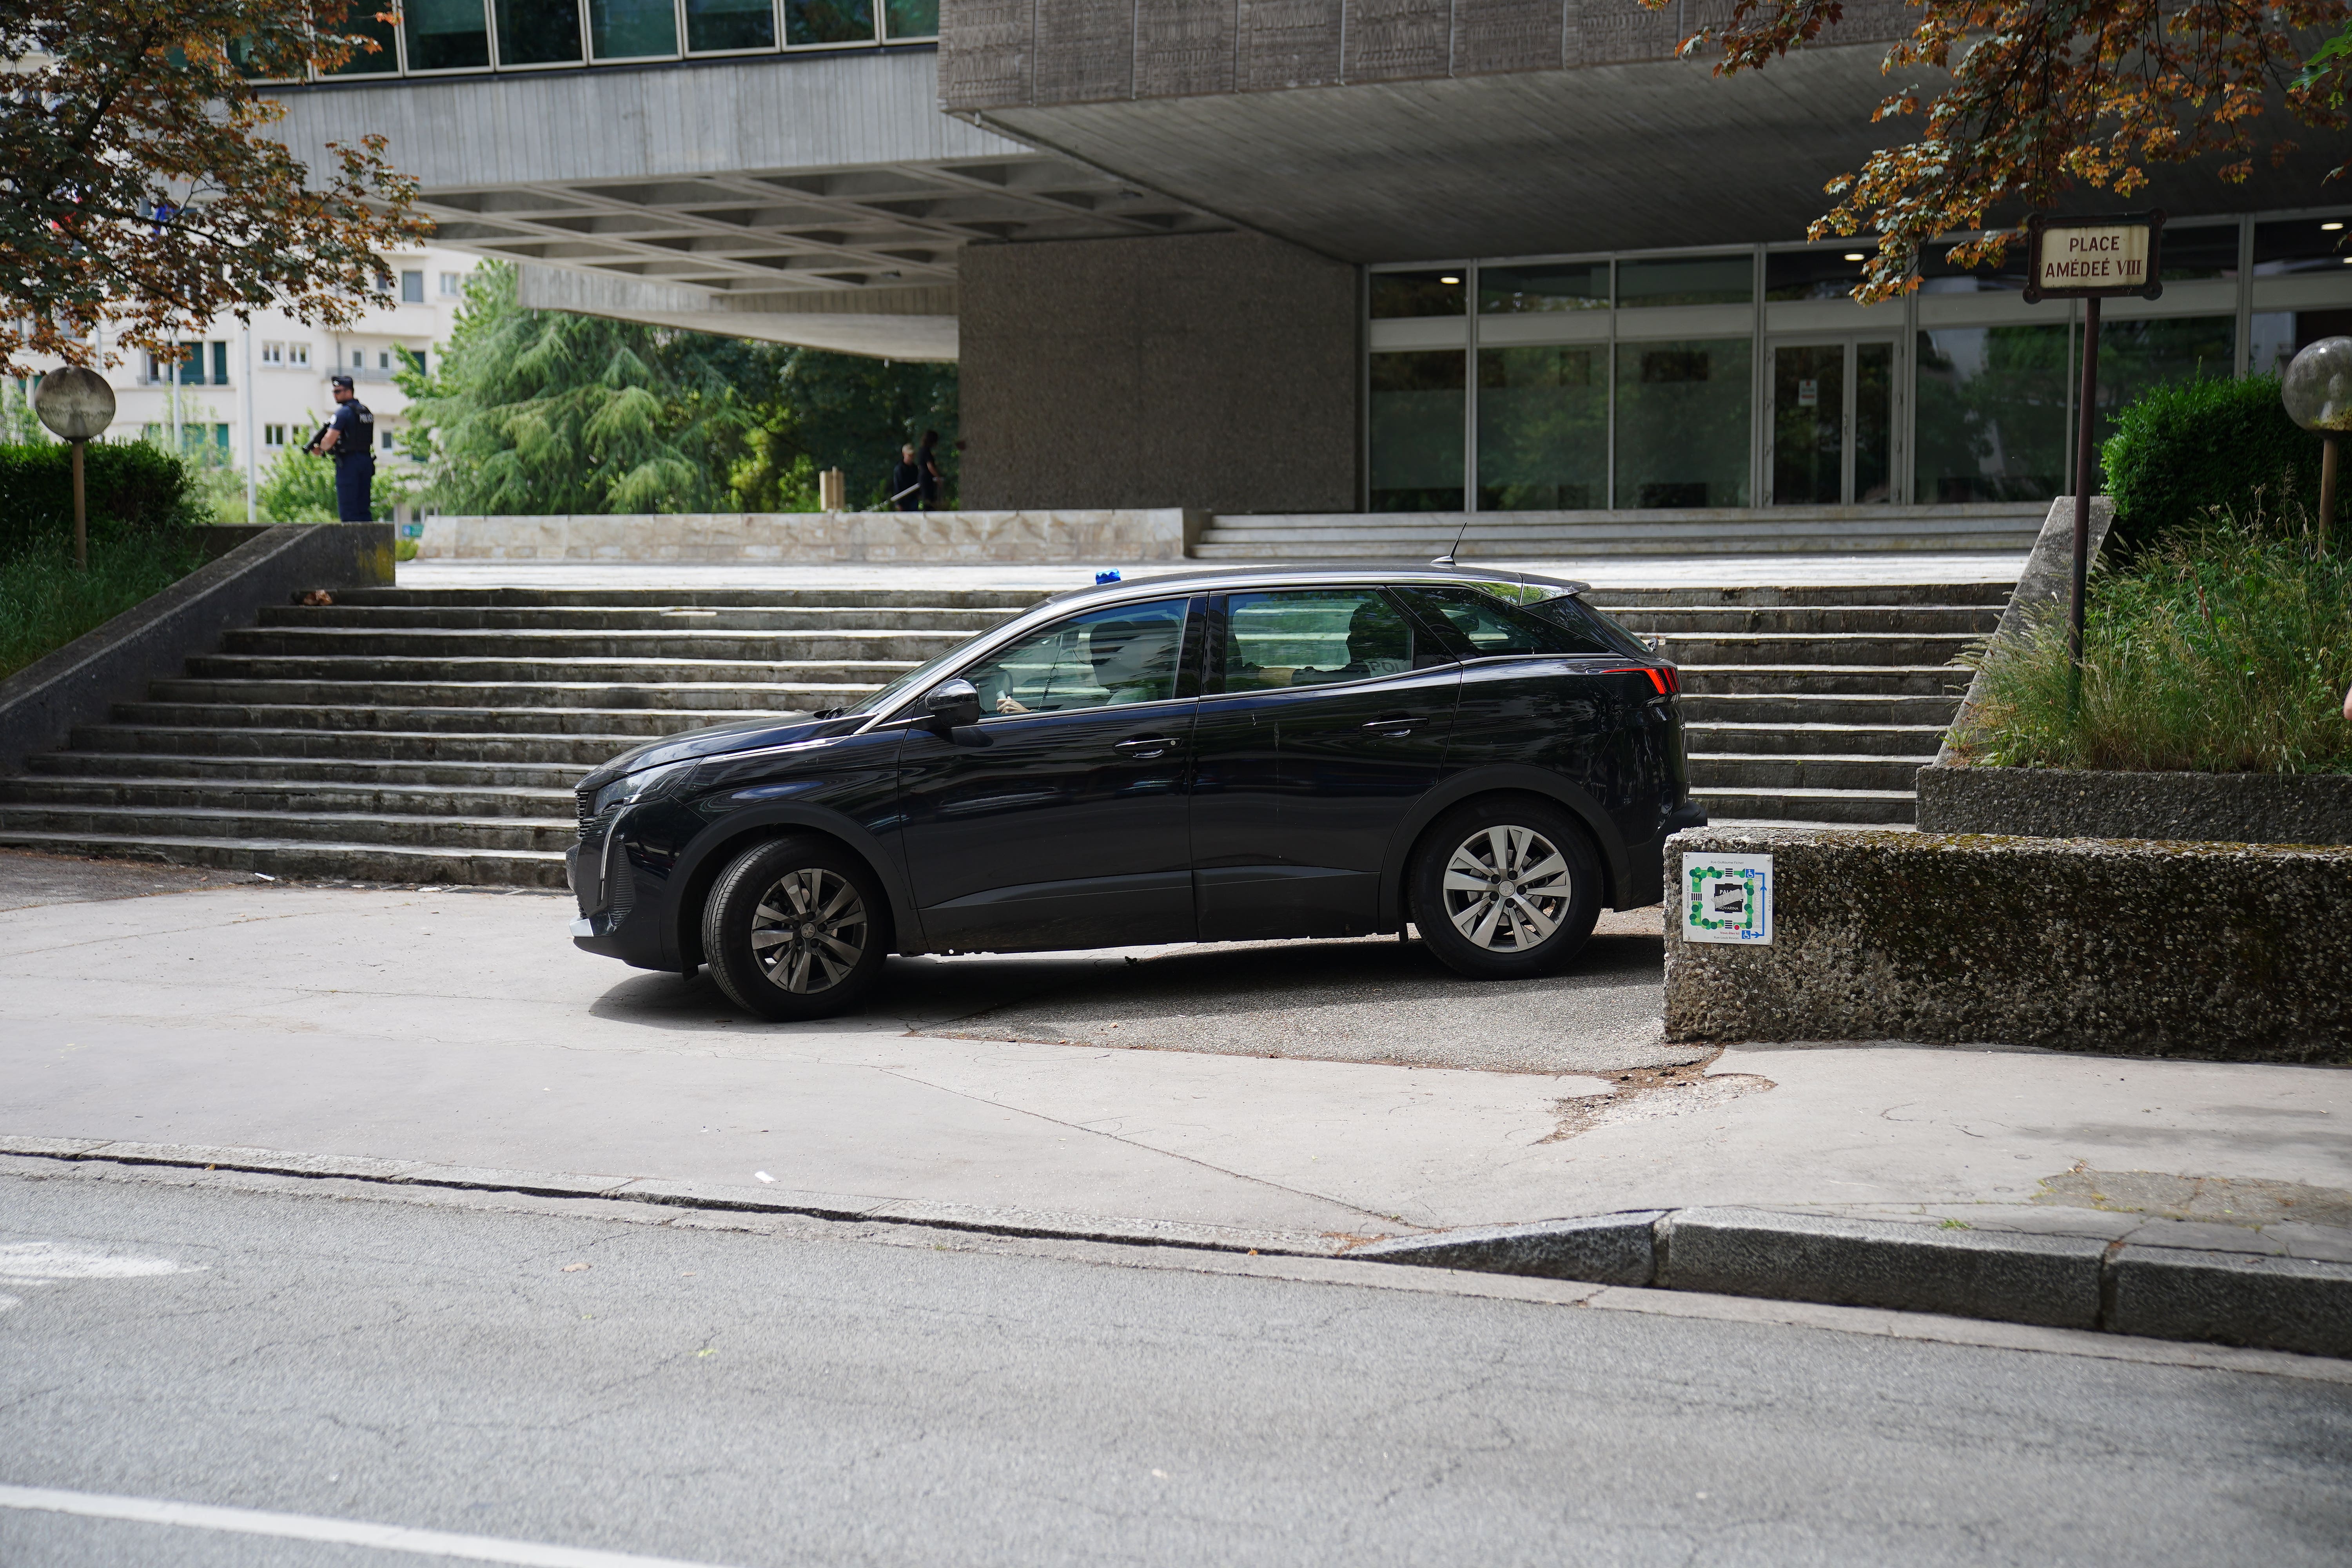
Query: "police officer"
307 374 376 521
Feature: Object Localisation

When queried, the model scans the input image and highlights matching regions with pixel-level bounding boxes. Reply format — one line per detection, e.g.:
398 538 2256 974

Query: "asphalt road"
4 1166 2349 1567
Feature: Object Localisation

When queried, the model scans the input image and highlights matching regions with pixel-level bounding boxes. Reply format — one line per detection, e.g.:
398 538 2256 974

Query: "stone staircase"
1192 506 2046 561
0 587 1037 887
1589 582 2009 826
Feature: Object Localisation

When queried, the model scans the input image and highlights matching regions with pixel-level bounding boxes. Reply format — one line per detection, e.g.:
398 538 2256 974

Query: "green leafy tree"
398 264 753 515
731 348 959 510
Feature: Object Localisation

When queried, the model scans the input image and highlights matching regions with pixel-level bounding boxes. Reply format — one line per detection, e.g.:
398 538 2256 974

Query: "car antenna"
1430 510 1473 567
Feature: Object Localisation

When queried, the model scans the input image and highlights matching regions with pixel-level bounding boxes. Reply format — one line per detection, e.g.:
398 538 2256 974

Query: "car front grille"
575 789 598 840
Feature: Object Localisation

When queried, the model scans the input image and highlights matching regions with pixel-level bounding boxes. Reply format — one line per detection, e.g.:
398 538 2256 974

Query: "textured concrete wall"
1664 827 2352 1061
415 510 1203 563
958 232 1358 512
1916 766 2352 846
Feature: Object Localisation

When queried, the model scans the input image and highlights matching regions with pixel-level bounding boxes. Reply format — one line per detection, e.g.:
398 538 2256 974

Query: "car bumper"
1618 797 1709 908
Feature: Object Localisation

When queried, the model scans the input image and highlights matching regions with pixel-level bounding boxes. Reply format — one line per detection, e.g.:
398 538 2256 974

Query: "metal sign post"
2024 211 2166 712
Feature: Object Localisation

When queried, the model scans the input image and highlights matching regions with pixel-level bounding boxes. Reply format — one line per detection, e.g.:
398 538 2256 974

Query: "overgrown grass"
0 532 211 682
1955 519 2352 773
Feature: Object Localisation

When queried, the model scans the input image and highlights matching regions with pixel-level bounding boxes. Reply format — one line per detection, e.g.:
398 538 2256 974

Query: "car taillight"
1604 665 1678 696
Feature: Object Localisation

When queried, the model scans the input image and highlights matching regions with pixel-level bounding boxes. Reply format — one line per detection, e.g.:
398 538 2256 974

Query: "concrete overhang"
262 49 1223 358
942 1 2345 261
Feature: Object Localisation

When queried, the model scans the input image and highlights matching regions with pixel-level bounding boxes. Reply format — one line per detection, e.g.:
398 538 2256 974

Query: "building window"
689 0 779 49
882 0 936 39
1368 351 1466 511
323 0 401 75
379 350 392 369
353 350 365 368
400 270 425 302
497 0 586 64
1478 346 1605 510
1370 270 1466 319
405 0 493 70
1480 263 1609 314
439 271 463 296
264 424 287 447
382 428 397 450
289 342 310 367
1914 324 2071 504
261 341 284 365
211 342 229 384
1617 255 1753 309
593 0 680 57
1615 338 1751 507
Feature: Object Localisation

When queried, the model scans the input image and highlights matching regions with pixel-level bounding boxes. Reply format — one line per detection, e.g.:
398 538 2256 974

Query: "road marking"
0 1485 746 1568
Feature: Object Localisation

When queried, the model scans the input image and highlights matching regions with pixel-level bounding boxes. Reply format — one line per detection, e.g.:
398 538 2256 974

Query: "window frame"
952 596 1200 724
1206 586 1457 697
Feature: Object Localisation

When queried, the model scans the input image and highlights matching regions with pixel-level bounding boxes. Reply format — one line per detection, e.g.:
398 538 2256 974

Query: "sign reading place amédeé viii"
2022 210 2166 303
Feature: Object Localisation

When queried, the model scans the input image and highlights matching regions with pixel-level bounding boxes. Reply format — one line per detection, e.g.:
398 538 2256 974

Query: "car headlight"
591 759 698 819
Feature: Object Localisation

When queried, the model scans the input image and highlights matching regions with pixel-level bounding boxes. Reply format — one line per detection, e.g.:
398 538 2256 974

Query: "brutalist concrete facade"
956 231 1359 512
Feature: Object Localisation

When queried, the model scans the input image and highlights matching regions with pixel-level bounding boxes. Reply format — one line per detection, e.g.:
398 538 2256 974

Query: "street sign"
1681 853 1773 946
2023 211 2165 303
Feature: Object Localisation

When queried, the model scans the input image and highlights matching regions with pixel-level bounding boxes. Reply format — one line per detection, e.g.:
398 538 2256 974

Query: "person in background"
890 443 923 512
307 374 376 521
918 429 946 511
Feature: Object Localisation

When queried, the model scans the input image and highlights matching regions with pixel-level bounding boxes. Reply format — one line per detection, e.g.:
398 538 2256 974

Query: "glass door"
1769 338 1897 504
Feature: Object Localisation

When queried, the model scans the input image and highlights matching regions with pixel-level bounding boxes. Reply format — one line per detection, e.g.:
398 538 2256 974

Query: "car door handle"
1361 715 1419 735
1113 735 1174 758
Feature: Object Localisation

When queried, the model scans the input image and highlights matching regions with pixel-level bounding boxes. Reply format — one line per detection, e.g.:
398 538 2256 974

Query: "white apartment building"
94 245 481 518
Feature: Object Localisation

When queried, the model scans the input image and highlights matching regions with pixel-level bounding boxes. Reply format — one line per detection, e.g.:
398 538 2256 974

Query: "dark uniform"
312 379 376 521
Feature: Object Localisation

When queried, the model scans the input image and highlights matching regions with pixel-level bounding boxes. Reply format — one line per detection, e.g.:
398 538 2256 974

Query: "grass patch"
1954 519 2352 773
0 532 211 682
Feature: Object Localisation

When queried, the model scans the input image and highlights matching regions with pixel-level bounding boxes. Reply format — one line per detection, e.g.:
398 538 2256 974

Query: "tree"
0 1 428 376
731 348 959 510
398 263 754 515
1664 0 2352 299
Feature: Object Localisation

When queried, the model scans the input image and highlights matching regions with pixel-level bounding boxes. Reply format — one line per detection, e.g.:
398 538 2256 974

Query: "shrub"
0 439 204 556
1955 516 2352 773
2100 375 2322 559
0 530 210 681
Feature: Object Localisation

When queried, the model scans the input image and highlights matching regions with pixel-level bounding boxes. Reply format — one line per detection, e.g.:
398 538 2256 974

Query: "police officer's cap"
329 374 355 389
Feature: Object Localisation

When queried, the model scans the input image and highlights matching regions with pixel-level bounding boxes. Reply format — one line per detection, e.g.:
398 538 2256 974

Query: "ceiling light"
2325 221 2345 231
1439 275 1461 285
1843 252 1866 261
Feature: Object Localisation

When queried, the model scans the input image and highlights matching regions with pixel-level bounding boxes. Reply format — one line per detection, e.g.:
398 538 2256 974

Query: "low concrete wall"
415 510 1204 564
1917 765 2352 845
1664 827 2352 1061
0 523 392 775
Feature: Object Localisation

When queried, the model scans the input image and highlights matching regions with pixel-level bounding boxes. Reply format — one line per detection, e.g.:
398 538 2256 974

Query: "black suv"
569 566 1703 1019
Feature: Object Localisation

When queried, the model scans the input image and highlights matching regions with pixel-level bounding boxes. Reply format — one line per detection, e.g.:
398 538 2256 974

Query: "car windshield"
840 641 973 719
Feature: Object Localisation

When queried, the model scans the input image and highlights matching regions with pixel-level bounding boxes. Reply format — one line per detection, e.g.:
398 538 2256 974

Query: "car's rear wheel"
703 836 890 1020
1410 798 1601 979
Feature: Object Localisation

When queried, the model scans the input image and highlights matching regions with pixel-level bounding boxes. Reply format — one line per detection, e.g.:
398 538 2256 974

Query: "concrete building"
260 2 2352 531
81 246 481 518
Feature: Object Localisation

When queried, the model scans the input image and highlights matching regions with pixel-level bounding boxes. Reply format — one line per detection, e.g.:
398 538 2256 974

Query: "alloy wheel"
748 867 870 994
1439 824 1573 953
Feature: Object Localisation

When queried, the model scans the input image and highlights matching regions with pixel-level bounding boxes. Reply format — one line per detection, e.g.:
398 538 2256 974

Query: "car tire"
1409 798 1602 980
702 835 891 1021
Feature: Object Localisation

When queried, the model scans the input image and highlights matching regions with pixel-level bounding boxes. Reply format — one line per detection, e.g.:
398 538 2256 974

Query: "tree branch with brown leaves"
0 1 430 376
1654 0 2352 301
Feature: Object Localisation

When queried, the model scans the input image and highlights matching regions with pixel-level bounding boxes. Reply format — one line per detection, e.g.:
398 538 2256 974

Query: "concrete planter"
1664 827 2352 1061
1916 764 2352 845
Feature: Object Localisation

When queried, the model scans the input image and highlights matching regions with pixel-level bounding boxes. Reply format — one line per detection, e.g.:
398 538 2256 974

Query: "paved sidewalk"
3 854 2345 1258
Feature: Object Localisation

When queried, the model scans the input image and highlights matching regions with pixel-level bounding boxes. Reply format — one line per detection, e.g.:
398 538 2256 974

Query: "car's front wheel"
703 836 890 1020
1410 799 1601 979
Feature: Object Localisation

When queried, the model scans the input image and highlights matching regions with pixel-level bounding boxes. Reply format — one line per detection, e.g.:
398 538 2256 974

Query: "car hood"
575 713 855 795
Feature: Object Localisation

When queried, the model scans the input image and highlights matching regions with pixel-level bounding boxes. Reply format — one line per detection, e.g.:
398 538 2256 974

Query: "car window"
1392 585 1614 659
1218 589 1431 693
1528 593 1650 657
960 599 1191 717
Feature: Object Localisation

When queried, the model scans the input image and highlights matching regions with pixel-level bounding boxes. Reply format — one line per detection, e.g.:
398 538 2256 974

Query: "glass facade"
266 0 929 75
1368 212 2352 512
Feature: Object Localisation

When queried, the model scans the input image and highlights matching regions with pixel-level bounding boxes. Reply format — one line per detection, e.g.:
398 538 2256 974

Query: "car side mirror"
923 679 981 731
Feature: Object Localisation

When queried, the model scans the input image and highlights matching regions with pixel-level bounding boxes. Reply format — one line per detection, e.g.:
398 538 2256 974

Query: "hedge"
2100 374 2323 557
0 439 203 557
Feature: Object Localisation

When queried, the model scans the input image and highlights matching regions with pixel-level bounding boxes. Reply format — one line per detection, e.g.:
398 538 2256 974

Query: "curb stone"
1356 1206 2352 1357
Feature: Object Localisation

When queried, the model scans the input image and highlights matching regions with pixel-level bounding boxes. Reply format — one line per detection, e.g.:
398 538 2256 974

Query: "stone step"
1590 583 2014 609
0 830 567 887
260 604 1014 632
1686 753 1933 792
1648 632 1977 667
149 678 887 711
1677 692 1966 726
183 655 911 688
25 751 590 789
0 802 576 853
330 587 1044 610
1675 665 1971 698
70 724 651 766
1691 786 1919 825
1601 606 2000 635
1682 722 1948 758
221 627 957 661
0 775 573 818
108 701 799 738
